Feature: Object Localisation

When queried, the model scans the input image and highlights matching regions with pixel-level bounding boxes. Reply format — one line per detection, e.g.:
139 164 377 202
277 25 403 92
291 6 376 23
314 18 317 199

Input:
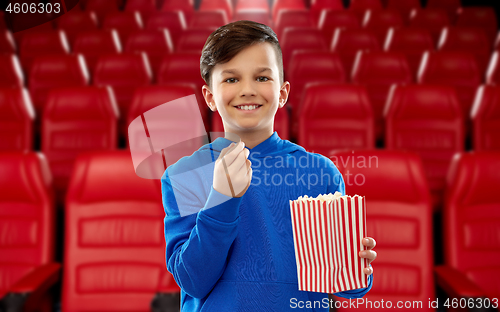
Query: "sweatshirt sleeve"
162 168 243 299
325 157 374 298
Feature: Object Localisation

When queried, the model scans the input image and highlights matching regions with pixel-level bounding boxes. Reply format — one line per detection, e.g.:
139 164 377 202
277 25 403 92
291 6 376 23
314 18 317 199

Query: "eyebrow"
220 67 272 76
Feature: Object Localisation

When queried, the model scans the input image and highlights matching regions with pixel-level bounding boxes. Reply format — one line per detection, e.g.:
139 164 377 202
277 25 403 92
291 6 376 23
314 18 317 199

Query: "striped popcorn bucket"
289 195 368 293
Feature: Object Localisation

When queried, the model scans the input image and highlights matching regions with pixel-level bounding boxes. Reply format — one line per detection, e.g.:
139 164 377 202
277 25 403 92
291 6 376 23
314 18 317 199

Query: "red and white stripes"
290 195 368 293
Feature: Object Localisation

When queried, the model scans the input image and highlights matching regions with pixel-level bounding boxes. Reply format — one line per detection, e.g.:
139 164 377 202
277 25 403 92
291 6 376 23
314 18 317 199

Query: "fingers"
219 141 247 167
359 250 377 264
363 266 373 276
362 237 376 250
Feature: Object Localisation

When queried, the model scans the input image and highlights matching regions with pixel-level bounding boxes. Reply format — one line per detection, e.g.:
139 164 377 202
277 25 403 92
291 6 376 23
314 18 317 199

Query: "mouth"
234 104 263 111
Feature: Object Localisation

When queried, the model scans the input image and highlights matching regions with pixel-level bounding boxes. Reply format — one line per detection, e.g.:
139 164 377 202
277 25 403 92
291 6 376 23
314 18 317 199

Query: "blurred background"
0 0 499 311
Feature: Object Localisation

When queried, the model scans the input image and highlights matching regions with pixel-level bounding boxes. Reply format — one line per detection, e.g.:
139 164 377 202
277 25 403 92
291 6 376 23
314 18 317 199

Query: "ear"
202 85 217 112
278 81 291 108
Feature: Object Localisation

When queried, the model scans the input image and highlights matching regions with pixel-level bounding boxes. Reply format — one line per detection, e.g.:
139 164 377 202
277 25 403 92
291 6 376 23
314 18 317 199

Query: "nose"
238 78 257 97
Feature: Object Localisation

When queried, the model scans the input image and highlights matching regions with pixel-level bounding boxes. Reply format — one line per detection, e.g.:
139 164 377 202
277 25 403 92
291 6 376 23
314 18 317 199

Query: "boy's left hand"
359 237 377 275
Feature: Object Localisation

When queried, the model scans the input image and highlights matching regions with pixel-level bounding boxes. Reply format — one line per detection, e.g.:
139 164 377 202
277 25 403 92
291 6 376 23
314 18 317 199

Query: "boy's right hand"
213 141 252 198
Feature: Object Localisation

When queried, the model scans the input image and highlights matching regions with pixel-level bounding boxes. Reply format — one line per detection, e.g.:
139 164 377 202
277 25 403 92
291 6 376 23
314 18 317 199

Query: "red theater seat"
456 7 497 44
211 106 290 140
0 54 24 88
102 11 143 47
93 53 152 134
73 30 122 76
487 51 500 85
384 27 434 78
200 0 233 21
362 9 405 45
124 0 157 22
157 53 208 123
146 11 187 47
281 27 328 71
287 51 346 138
62 151 180 311
418 51 482 122
235 0 269 12
0 88 34 152
272 0 306 22
298 84 374 153
385 84 464 210
161 0 194 25
0 30 16 54
349 0 383 22
41 86 118 205
274 9 315 40
125 29 173 80
0 152 59 312
28 54 89 115
436 151 500 304
55 10 98 47
310 0 344 25
83 0 120 25
318 10 361 44
351 51 413 142
426 0 461 23
189 10 228 28
18 30 70 74
176 28 216 53
330 28 381 76
330 150 434 311
233 9 271 25
386 0 421 22
471 85 500 151
438 27 492 75
408 8 451 46
0 11 5 29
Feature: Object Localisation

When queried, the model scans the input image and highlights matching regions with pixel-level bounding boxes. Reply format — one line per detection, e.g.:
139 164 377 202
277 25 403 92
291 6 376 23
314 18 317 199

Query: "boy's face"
202 42 290 134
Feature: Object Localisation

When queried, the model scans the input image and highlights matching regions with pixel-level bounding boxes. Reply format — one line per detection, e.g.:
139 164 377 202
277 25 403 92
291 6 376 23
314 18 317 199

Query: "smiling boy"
161 21 376 311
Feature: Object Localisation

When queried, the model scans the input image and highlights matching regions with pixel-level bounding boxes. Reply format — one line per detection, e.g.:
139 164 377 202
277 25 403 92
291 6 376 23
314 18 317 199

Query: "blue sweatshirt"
161 131 372 311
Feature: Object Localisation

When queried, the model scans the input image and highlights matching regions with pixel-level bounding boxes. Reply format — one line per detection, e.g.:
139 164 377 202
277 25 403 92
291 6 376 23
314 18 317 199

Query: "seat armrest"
150 288 180 312
434 265 485 298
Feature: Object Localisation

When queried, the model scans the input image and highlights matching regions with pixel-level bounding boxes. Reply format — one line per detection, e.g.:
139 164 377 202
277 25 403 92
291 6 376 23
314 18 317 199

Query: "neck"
224 128 274 149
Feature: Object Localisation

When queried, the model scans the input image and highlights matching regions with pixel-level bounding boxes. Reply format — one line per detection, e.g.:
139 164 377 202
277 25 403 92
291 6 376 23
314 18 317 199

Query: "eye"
257 76 269 82
225 78 238 83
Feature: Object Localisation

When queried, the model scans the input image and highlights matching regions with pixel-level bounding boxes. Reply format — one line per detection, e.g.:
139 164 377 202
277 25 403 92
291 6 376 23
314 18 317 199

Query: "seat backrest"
274 9 315 39
18 30 69 73
384 27 434 77
124 0 156 12
444 151 500 299
417 51 482 118
288 51 346 112
438 27 492 74
331 28 381 76
310 0 344 25
199 0 233 21
385 84 464 209
55 10 98 46
62 151 179 311
318 10 361 44
0 54 23 88
486 51 500 85
408 8 451 45
73 30 122 75
272 0 306 22
0 88 34 152
189 10 228 28
146 11 187 47
83 0 120 24
471 85 500 151
125 29 173 79
426 0 461 23
0 152 54 297
330 149 434 308
298 83 374 153
349 0 383 21
42 86 118 203
93 53 152 118
102 11 143 46
233 8 271 25
0 30 16 54
456 7 497 43
161 0 194 25
386 0 421 21
28 54 89 114
176 28 216 53
362 9 405 52
281 27 328 71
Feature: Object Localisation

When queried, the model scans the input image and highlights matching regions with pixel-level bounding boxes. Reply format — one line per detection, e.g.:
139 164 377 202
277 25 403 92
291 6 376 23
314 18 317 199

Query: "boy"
161 21 376 311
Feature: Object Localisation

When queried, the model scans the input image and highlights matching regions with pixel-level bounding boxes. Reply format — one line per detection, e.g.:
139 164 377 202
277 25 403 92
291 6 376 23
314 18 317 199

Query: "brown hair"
200 20 283 87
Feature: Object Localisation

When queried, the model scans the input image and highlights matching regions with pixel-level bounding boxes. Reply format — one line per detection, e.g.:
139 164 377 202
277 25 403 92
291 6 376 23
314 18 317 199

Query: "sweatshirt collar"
209 131 280 154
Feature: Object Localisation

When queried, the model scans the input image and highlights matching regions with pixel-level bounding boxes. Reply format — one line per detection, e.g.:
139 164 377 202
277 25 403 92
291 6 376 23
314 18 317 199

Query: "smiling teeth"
237 105 259 110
